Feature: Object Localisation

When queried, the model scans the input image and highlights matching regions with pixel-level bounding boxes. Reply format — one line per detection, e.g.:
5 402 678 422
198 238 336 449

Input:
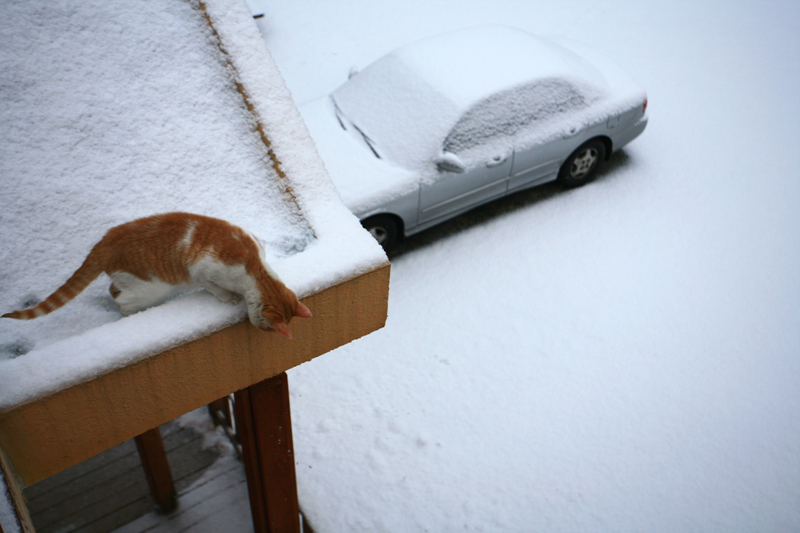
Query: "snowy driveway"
251 1 800 531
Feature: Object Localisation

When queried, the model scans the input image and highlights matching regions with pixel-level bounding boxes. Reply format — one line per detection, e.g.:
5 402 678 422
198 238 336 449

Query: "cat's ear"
295 302 312 318
273 321 293 339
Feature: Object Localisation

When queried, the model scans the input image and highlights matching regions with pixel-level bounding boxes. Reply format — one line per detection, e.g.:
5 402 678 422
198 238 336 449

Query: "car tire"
557 139 606 188
362 215 400 253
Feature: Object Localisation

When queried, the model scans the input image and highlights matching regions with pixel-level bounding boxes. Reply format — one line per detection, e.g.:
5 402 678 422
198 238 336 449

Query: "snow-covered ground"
246 1 800 531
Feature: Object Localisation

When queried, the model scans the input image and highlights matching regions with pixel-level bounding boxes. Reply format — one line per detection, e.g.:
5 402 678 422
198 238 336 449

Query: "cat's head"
258 299 312 339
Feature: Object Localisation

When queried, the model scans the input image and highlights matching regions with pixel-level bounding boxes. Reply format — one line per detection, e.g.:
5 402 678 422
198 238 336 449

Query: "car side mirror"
436 153 466 173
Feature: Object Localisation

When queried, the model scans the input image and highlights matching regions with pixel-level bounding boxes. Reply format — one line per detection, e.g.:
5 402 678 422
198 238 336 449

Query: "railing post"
234 372 301 533
1 445 35 533
134 427 177 513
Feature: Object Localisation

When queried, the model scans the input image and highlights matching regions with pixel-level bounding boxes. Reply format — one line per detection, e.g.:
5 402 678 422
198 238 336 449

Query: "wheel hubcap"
369 226 387 244
570 148 599 178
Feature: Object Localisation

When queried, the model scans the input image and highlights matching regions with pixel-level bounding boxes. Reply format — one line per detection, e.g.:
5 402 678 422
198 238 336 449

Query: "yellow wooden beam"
0 262 389 487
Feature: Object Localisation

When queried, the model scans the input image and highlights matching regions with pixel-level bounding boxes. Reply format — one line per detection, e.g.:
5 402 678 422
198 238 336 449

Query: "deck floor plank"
111 454 252 533
23 418 222 533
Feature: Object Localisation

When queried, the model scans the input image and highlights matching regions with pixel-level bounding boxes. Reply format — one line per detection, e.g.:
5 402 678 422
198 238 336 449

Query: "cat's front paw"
203 283 243 305
214 291 242 305
225 293 243 305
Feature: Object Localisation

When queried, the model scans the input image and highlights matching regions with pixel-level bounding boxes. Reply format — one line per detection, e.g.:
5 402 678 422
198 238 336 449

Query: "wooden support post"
208 397 232 428
234 373 300 533
0 445 35 533
134 427 177 513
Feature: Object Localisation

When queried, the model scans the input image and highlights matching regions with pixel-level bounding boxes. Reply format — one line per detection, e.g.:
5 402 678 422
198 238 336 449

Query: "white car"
301 25 648 251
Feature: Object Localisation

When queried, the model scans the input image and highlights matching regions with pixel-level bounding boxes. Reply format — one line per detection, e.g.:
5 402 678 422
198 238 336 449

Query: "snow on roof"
392 25 607 109
0 0 385 410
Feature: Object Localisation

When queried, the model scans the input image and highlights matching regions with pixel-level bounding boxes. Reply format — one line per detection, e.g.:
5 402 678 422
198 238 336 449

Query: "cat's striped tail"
2 254 105 320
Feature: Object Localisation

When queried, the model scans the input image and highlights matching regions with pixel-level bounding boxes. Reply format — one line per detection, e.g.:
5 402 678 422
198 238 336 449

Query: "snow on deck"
0 0 385 410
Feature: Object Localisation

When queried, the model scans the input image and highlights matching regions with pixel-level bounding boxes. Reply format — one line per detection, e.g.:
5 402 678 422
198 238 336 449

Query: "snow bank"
0 0 385 410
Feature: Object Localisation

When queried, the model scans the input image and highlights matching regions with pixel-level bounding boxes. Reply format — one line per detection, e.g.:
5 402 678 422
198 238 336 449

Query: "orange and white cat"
2 213 311 338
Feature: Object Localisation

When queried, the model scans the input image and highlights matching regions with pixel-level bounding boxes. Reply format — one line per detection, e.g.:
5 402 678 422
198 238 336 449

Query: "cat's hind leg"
200 280 242 305
110 272 179 316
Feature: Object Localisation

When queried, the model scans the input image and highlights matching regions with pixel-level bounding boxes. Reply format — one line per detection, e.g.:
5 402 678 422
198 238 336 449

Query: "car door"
418 153 512 224
503 80 591 192
507 136 570 192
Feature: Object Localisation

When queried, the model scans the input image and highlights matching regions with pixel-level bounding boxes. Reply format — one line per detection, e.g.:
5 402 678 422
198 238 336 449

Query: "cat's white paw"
201 281 242 305
212 289 242 305
225 293 243 305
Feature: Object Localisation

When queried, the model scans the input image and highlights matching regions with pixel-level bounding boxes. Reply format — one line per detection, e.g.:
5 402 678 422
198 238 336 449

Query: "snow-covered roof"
393 25 606 109
0 0 386 410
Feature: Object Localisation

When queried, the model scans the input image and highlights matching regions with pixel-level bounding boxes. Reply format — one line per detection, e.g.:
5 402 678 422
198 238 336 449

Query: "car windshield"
332 54 459 170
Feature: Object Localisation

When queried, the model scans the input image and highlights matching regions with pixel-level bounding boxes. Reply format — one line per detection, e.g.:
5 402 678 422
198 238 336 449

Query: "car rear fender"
357 191 418 237
598 135 613 160
360 212 406 241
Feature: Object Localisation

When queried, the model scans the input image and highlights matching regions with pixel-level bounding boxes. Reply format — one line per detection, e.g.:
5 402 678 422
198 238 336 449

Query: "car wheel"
362 215 400 253
557 139 606 188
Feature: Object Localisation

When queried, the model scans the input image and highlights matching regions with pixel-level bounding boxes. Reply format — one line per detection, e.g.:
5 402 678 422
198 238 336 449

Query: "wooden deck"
22 413 252 533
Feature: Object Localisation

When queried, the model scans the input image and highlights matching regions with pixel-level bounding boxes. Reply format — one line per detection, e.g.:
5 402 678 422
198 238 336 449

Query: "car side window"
443 79 586 154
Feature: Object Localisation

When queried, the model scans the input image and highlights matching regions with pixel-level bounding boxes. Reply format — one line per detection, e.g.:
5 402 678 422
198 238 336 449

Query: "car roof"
331 26 609 170
388 25 607 109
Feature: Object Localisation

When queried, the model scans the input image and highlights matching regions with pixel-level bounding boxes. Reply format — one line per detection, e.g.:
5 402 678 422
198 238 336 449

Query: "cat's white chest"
188 256 259 321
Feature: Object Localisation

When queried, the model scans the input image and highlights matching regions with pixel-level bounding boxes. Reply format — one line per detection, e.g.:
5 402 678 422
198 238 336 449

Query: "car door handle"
486 155 507 168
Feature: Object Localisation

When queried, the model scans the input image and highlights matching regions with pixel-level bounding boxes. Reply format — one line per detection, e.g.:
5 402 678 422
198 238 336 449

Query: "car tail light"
643 97 648 114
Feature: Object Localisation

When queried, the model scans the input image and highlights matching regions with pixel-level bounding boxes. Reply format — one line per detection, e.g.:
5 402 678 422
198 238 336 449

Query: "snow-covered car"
300 25 648 251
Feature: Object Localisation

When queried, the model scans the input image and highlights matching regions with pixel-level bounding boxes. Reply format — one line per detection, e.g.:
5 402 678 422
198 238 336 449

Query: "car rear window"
443 79 587 154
